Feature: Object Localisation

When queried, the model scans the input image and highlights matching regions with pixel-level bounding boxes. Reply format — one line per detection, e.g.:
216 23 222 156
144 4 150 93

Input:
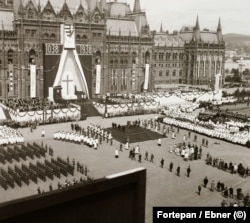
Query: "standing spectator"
217 180 221 191
160 158 164 168
169 161 173 172
210 180 215 192
150 153 154 163
186 165 191 177
145 151 148 161
176 165 180 176
198 185 201 195
194 134 197 142
138 154 142 163
157 138 162 146
41 129 45 137
37 187 41 194
229 186 234 198
203 176 208 188
49 184 53 192
205 139 209 147
115 149 119 158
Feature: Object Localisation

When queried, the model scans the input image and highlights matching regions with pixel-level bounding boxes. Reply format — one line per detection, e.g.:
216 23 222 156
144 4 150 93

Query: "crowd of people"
2 98 70 112
0 125 24 145
205 153 249 177
198 176 250 207
163 116 250 146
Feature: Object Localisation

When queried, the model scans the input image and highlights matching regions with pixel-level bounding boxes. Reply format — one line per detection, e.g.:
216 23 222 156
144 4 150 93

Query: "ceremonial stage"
106 125 166 144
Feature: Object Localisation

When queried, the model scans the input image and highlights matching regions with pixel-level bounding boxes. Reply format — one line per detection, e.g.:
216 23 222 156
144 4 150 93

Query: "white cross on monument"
62 75 73 95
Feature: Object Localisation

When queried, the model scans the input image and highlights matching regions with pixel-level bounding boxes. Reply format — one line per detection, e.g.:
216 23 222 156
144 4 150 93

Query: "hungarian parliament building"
0 0 225 100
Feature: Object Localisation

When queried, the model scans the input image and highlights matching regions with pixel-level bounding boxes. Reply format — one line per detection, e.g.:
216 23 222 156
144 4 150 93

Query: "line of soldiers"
0 143 46 165
0 154 76 190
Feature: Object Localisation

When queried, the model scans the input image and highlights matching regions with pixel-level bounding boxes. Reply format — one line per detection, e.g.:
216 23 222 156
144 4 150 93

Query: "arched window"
95 51 101 64
132 52 137 64
7 49 13 64
43 33 49 39
173 70 176 77
76 34 81 41
145 51 150 64
50 33 56 40
82 35 87 41
159 70 162 77
29 49 36 64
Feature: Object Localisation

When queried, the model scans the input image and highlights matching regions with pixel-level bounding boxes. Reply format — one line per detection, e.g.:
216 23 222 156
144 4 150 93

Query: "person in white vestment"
115 149 119 158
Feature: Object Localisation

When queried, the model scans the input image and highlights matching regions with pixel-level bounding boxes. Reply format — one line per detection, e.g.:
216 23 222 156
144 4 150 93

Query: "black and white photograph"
0 0 250 222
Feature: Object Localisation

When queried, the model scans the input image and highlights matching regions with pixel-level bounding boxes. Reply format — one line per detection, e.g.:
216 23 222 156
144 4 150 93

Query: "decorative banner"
144 64 150 90
30 65 36 98
96 64 101 94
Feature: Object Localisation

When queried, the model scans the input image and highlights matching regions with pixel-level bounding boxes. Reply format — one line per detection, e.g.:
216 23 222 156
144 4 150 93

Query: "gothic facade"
0 0 225 99
153 17 225 89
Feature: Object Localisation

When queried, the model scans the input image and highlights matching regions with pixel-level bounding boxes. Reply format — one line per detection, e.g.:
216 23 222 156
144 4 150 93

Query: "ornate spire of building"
133 0 141 13
193 15 201 41
217 17 223 42
217 17 222 32
18 0 24 15
195 15 200 30
38 0 41 13
160 23 163 33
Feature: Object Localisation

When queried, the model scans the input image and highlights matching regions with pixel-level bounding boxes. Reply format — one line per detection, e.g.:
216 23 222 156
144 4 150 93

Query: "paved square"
1 114 250 223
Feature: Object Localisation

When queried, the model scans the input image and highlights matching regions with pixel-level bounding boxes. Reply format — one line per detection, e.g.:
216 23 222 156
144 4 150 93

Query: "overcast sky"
125 0 250 35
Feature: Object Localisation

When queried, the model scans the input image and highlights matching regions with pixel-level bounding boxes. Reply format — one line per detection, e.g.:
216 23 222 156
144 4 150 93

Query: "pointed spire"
18 0 24 15
160 23 163 33
133 0 141 13
217 17 222 32
217 17 223 42
195 15 200 30
193 15 201 41
38 0 41 13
